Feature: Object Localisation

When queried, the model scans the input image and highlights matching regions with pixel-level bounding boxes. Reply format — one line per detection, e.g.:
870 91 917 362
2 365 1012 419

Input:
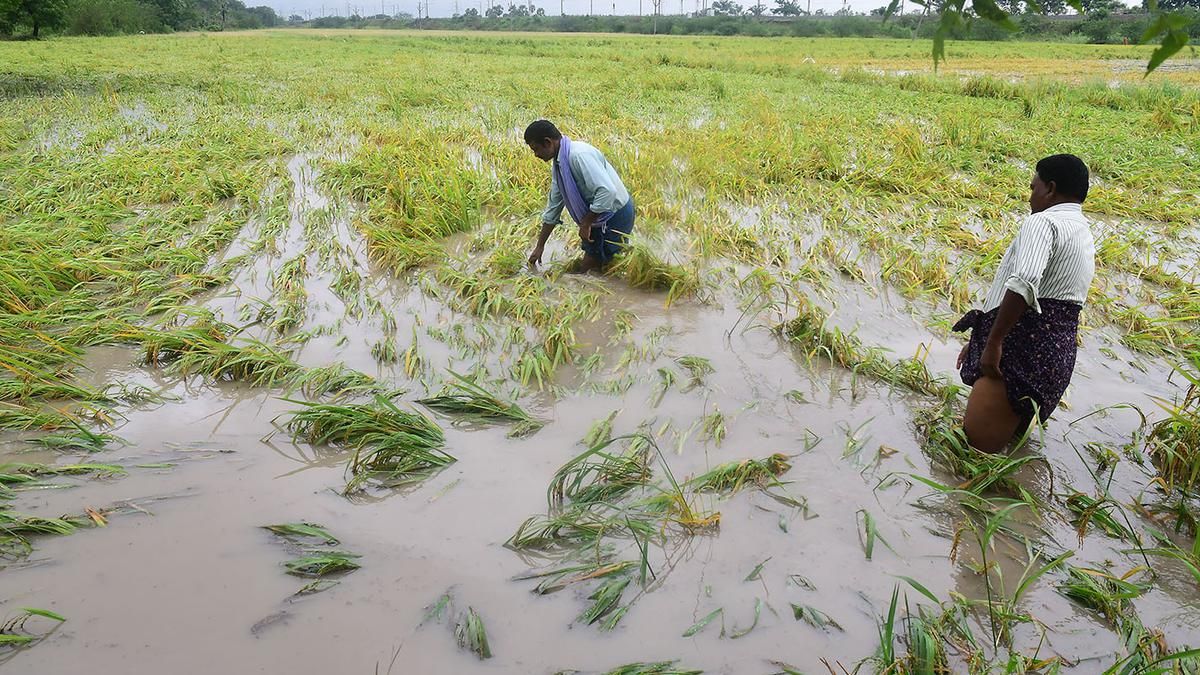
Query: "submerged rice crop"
284 396 452 493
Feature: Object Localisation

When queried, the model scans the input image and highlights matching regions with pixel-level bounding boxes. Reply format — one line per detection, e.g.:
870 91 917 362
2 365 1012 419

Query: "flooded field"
2 30 1199 674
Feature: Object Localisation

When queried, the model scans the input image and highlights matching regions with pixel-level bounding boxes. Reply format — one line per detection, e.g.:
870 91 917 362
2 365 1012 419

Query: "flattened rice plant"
283 395 452 493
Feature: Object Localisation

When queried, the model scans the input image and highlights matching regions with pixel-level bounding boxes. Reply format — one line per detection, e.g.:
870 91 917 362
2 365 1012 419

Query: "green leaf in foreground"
600 662 702 675
263 522 339 545
682 608 724 637
454 607 492 659
729 598 763 639
791 602 842 631
283 551 361 577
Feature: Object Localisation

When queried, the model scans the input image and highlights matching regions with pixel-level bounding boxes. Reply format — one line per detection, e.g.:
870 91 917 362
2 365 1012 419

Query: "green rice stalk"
454 607 492 660
688 453 791 494
579 576 630 626
417 370 543 436
263 522 339 545
283 551 361 577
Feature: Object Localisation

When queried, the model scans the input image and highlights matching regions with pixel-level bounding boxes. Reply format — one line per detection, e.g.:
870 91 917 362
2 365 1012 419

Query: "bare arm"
529 221 557 267
979 290 1028 379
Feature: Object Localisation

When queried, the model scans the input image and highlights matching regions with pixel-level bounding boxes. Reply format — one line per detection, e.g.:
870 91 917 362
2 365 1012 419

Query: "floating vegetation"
262 522 339 545
454 607 492 660
417 371 543 437
1146 357 1200 494
682 608 724 638
597 662 702 675
0 607 66 648
419 590 492 660
266 522 360 587
608 238 703 306
283 551 362 577
689 454 791 494
790 602 842 631
283 395 452 493
777 295 956 399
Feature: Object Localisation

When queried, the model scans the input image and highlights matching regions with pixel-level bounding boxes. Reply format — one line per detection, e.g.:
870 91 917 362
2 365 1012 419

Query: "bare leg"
963 375 1024 454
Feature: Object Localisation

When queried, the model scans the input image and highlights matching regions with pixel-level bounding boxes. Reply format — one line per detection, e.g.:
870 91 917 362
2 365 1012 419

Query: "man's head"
524 119 562 162
1030 154 1088 214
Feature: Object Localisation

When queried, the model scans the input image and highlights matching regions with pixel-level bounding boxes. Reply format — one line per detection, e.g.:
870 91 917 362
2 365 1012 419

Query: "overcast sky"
257 0 895 20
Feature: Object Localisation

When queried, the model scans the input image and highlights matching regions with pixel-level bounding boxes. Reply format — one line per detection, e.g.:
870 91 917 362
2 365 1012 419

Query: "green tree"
771 0 802 14
2 0 68 37
712 0 744 14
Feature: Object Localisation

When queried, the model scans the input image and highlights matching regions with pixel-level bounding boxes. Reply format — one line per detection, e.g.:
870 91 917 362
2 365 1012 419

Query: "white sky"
258 0 891 19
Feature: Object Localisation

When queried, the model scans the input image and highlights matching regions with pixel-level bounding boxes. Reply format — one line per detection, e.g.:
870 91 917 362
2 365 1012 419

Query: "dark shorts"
953 298 1082 428
581 199 634 264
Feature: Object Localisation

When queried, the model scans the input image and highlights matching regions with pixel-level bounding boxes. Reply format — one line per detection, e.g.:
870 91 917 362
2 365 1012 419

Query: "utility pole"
561 0 564 14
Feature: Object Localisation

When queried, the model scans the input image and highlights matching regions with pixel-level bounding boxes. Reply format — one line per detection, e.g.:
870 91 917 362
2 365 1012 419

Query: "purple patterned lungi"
953 298 1083 427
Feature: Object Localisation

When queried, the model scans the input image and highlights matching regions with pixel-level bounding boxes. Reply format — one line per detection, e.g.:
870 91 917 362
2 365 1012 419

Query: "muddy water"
4 156 1198 674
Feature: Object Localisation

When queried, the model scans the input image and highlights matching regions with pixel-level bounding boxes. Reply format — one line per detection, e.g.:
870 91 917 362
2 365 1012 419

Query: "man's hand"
956 343 968 370
528 245 544 268
578 223 592 243
980 342 1003 380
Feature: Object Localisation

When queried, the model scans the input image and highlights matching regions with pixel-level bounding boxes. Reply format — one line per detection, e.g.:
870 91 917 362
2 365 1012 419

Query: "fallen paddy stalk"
283 395 452 494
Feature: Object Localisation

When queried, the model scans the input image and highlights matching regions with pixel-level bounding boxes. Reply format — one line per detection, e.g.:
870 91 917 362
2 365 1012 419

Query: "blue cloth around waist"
581 198 634 263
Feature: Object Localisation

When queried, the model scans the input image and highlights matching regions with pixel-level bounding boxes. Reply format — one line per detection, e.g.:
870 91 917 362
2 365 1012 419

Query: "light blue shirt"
541 140 630 226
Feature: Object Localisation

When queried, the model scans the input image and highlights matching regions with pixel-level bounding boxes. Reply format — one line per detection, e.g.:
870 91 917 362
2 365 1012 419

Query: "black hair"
1035 154 1089 202
524 119 561 145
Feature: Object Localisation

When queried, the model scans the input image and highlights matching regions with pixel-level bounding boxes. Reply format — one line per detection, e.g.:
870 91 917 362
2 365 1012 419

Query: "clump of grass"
600 662 702 675
31 420 122 452
688 453 791 494
579 576 630 627
1064 491 1137 542
283 395 452 493
1146 357 1200 494
284 551 361 577
776 296 956 399
0 402 75 431
548 438 652 511
581 410 619 449
791 602 843 631
454 607 492 659
0 462 124 503
0 607 66 647
0 379 102 404
417 371 543 437
1057 566 1147 627
674 355 713 390
262 522 339 545
913 400 1044 503
371 336 399 364
416 588 492 659
515 559 636 595
265 522 359 582
609 238 702 306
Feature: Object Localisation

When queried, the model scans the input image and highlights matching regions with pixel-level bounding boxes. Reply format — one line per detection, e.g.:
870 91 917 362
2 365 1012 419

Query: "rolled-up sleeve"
541 168 564 225
573 151 618 214
1003 214 1054 313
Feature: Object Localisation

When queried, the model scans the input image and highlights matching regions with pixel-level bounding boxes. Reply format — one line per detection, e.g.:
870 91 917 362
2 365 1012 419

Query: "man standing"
953 154 1096 453
524 120 635 273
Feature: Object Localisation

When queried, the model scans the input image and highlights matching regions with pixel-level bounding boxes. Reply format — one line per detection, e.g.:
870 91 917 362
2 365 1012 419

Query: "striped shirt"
982 202 1095 314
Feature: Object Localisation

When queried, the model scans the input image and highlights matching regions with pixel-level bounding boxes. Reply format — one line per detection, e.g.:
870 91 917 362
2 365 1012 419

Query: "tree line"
301 1 1198 47
0 0 281 38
